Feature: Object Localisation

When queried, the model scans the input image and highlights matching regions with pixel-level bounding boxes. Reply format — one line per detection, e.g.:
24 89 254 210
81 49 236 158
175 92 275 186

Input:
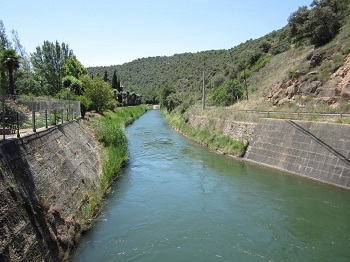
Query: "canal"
72 110 350 261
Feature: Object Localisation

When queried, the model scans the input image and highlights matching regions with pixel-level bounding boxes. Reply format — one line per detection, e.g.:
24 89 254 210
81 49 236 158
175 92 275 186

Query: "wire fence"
1 94 81 139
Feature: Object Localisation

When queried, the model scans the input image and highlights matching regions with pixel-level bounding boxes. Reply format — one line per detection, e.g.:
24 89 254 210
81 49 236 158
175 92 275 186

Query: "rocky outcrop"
267 54 350 105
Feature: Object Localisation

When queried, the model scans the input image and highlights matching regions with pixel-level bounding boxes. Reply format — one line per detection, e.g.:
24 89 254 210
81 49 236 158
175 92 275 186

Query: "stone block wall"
187 113 257 141
0 121 101 261
245 118 350 188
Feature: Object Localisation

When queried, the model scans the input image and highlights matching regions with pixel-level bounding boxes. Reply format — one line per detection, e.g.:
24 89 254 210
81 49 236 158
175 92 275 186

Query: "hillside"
88 0 350 113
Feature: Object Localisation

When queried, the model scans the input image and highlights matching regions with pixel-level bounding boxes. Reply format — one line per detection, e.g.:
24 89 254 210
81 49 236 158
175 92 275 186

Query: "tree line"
1 0 349 116
88 0 349 113
0 21 142 119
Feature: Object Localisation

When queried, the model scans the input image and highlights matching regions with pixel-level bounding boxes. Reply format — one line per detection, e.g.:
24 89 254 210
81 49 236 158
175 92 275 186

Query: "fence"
193 106 350 123
1 94 81 139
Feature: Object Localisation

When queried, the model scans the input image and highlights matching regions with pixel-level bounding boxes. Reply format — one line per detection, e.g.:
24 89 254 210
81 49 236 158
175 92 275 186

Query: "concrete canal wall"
245 119 350 188
0 121 101 261
187 110 350 189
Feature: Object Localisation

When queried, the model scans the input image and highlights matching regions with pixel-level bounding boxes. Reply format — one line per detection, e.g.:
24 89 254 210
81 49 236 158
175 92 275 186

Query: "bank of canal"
72 110 350 261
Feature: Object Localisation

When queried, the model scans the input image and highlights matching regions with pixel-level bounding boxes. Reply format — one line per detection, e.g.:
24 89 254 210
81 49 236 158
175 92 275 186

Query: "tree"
76 95 92 119
207 80 243 107
159 84 177 112
308 6 340 46
1 49 20 95
62 75 83 96
31 40 74 96
63 56 87 79
0 20 11 92
82 75 113 112
0 20 11 50
111 69 122 91
288 0 349 47
103 70 109 82
111 70 118 89
288 6 310 39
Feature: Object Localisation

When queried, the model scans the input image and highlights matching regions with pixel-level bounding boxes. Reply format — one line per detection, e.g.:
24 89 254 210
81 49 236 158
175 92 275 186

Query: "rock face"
0 121 101 261
267 54 350 105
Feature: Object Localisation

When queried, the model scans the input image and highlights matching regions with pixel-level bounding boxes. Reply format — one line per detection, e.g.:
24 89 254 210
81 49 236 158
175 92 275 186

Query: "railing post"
53 109 57 125
16 111 20 138
2 93 5 140
45 109 48 128
61 109 64 124
32 110 36 132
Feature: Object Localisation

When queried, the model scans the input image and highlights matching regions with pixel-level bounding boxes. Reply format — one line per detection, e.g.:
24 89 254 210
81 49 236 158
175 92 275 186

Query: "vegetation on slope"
164 110 248 157
88 0 350 115
79 105 148 221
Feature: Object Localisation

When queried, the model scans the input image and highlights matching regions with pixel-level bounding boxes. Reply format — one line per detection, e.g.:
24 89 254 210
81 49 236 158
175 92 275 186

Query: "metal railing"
193 106 350 123
1 94 81 139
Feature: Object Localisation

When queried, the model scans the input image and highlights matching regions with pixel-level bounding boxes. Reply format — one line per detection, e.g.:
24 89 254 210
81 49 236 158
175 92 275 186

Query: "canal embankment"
0 120 101 261
245 118 350 188
0 106 148 261
182 109 350 189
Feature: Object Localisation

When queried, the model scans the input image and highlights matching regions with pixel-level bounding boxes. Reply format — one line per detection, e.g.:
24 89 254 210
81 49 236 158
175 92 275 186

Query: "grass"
165 110 248 157
80 105 148 221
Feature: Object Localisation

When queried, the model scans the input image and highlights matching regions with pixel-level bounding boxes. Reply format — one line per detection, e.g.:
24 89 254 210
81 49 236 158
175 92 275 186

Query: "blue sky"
1 0 312 67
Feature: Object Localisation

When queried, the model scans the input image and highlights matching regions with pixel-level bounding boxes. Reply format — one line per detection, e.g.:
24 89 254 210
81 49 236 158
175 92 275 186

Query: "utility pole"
202 62 206 111
244 68 248 101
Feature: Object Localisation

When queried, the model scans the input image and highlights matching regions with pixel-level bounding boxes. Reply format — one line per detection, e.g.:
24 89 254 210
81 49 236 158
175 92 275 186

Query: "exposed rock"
309 53 323 68
341 83 350 98
267 54 350 106
271 89 283 105
306 51 314 61
315 80 339 102
299 81 321 94
277 97 292 105
285 84 298 98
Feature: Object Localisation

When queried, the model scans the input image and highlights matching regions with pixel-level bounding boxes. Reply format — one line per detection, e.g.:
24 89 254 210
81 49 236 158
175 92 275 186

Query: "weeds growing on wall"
164 111 248 157
80 105 148 220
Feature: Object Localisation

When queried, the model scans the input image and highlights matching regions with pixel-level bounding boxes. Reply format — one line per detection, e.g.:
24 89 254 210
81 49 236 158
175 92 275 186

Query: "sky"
1 0 312 67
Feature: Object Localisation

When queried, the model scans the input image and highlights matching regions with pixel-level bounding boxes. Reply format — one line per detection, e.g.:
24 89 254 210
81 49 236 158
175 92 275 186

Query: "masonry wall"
187 113 257 141
0 121 101 261
245 119 350 188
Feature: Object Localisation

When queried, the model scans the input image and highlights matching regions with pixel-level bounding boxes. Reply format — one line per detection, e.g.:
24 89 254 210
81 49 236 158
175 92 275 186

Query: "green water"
72 110 350 261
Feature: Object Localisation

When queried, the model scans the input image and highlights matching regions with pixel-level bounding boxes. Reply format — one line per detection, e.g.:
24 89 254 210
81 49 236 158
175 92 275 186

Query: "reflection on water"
72 110 350 262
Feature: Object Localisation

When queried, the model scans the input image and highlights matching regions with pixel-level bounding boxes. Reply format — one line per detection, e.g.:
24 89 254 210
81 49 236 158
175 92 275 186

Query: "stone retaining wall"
245 119 350 188
0 121 101 261
187 114 257 141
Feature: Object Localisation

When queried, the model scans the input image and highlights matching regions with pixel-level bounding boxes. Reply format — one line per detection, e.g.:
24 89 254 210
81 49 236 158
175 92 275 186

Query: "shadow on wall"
288 120 350 166
0 140 66 261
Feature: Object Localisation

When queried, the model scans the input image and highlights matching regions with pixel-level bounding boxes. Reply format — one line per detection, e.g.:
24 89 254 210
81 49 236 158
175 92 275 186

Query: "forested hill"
88 0 350 112
88 27 289 104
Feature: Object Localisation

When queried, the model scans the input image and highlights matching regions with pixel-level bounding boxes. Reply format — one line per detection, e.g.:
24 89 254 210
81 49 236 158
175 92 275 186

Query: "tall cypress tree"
103 70 109 82
112 70 118 89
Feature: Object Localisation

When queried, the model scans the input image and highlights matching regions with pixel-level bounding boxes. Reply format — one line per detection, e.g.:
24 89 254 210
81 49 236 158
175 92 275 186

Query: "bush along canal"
72 110 350 261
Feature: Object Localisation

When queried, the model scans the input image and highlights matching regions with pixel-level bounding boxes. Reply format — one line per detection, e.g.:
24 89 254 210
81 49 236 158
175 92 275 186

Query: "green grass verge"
81 105 148 220
164 111 248 157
